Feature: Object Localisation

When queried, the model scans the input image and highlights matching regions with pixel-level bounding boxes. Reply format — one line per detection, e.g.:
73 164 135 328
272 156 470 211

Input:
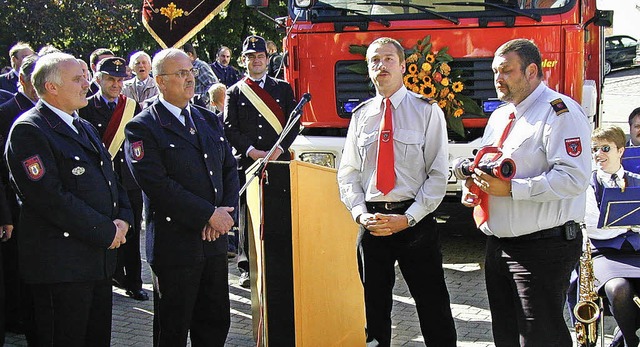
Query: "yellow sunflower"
404 75 418 86
439 87 450 99
425 53 435 63
447 92 455 101
422 75 432 85
452 81 464 92
441 77 450 87
411 85 420 93
421 83 436 98
440 62 451 76
408 64 418 74
438 100 447 109
421 62 432 73
454 108 464 118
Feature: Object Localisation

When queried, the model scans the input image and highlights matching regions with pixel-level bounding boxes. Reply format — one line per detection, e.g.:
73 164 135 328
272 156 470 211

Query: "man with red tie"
224 35 298 288
337 37 456 347
460 39 591 346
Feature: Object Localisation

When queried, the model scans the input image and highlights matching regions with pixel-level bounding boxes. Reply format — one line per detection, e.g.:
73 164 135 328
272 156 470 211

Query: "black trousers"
357 215 457 347
152 254 230 347
485 232 582 347
114 188 143 291
29 279 112 347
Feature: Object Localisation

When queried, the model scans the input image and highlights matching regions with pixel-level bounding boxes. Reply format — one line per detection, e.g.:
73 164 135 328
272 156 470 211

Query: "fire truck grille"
334 58 496 119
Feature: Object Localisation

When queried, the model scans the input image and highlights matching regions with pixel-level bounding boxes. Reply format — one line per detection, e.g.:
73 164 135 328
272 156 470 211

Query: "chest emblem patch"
72 167 85 176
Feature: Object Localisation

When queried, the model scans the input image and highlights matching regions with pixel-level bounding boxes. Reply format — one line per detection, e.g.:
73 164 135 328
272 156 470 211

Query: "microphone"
292 93 312 115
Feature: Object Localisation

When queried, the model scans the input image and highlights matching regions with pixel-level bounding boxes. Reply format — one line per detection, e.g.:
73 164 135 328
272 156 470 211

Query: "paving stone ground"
3 205 619 346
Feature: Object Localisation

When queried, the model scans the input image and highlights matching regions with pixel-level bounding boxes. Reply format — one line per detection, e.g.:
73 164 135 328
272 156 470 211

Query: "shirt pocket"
59 150 94 191
395 129 424 162
356 131 378 171
162 143 191 176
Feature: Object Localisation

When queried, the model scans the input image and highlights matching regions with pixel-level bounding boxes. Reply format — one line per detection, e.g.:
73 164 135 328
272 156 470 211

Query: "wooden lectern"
245 160 365 346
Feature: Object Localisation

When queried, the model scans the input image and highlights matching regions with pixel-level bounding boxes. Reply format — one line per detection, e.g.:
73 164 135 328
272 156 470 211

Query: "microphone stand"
239 106 305 196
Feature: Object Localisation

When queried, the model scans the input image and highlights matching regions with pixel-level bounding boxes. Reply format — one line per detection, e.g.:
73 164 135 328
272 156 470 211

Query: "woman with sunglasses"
572 125 640 347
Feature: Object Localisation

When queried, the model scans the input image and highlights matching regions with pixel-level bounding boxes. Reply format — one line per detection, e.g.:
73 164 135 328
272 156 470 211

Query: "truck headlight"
299 152 336 168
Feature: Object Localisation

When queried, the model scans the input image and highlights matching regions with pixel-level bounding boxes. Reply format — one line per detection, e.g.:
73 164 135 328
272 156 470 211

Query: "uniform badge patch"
72 167 85 176
131 141 144 160
565 137 582 157
380 130 392 143
551 98 569 116
22 155 45 181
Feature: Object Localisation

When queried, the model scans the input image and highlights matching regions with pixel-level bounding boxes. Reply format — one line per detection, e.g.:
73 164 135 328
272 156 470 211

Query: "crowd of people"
0 34 638 347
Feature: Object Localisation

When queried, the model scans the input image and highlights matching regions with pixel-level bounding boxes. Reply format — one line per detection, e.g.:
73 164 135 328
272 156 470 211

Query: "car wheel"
604 60 612 75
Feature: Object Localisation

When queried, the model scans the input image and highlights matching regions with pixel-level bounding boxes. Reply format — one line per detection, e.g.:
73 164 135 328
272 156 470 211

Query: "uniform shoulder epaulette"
417 94 437 104
350 98 375 114
407 91 437 104
550 98 569 116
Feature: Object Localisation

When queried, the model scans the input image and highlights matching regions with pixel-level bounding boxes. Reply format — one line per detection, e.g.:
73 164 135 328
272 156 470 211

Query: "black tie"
610 173 619 188
73 116 91 145
108 101 116 111
181 108 197 135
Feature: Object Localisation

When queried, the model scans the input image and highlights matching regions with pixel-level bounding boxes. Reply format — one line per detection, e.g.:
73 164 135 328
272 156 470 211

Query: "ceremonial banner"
142 0 231 48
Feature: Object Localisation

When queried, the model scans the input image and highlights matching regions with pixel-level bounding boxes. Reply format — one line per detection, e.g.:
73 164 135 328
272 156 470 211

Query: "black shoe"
125 289 149 301
238 272 250 288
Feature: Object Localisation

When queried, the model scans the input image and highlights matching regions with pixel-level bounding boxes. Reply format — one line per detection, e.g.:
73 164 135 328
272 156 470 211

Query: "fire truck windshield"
307 0 572 16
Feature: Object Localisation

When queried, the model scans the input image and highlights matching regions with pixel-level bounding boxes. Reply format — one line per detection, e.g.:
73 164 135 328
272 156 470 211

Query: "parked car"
604 35 640 75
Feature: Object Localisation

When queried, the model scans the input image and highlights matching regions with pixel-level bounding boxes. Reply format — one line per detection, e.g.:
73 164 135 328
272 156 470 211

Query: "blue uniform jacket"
124 100 239 266
5 101 133 283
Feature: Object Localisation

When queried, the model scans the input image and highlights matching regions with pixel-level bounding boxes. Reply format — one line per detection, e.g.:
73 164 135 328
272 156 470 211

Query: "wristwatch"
405 213 417 227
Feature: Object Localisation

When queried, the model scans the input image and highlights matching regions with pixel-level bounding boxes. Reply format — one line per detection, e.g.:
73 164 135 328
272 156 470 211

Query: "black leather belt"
508 221 579 241
366 200 413 212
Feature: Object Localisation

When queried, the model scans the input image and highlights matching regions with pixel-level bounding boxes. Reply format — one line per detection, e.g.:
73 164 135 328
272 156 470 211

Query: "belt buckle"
384 202 394 210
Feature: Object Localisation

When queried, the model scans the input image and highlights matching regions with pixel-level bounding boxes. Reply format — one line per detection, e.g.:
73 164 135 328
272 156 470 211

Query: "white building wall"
598 0 640 39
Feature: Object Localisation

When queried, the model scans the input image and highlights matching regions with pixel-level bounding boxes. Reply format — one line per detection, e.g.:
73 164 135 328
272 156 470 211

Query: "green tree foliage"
0 0 288 69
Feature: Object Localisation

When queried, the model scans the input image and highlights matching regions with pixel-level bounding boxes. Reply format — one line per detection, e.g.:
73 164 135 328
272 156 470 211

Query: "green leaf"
349 45 368 57
421 43 432 56
345 62 368 75
422 35 431 45
438 53 454 62
447 114 465 138
457 95 485 116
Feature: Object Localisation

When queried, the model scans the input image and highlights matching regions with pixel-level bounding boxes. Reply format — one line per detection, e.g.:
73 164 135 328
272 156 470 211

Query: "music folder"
597 186 640 228
622 146 640 174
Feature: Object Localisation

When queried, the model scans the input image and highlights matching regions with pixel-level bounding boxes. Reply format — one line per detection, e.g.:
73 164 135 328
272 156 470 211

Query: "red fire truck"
248 0 612 196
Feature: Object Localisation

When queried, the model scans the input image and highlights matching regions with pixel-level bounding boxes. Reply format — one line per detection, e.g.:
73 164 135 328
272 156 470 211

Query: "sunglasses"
591 145 612 153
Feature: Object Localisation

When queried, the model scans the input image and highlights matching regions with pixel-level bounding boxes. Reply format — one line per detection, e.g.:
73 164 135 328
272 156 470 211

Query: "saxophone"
574 237 600 346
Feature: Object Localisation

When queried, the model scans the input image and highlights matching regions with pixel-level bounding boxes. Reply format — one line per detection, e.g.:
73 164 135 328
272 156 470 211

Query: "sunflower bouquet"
349 35 484 138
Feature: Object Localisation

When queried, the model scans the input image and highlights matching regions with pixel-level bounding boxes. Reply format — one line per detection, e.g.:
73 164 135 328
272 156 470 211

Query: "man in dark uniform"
124 48 238 346
627 107 640 147
224 35 298 287
5 52 132 346
0 53 38 342
211 46 241 88
87 48 114 97
0 42 34 93
78 57 147 301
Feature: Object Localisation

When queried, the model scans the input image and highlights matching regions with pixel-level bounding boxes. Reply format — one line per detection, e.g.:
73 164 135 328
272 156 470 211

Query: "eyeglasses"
591 145 612 153
157 68 199 78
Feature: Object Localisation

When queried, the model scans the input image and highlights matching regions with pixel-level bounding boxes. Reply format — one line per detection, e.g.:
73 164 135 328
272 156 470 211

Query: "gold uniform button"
204 154 208 159
63 232 70 237
166 217 171 222
209 171 213 176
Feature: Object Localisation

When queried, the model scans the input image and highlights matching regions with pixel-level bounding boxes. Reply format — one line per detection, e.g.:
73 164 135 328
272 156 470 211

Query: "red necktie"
473 112 515 226
376 98 394 195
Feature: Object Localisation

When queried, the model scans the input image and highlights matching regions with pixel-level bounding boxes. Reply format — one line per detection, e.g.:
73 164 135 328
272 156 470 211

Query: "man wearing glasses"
224 35 298 288
124 48 239 346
